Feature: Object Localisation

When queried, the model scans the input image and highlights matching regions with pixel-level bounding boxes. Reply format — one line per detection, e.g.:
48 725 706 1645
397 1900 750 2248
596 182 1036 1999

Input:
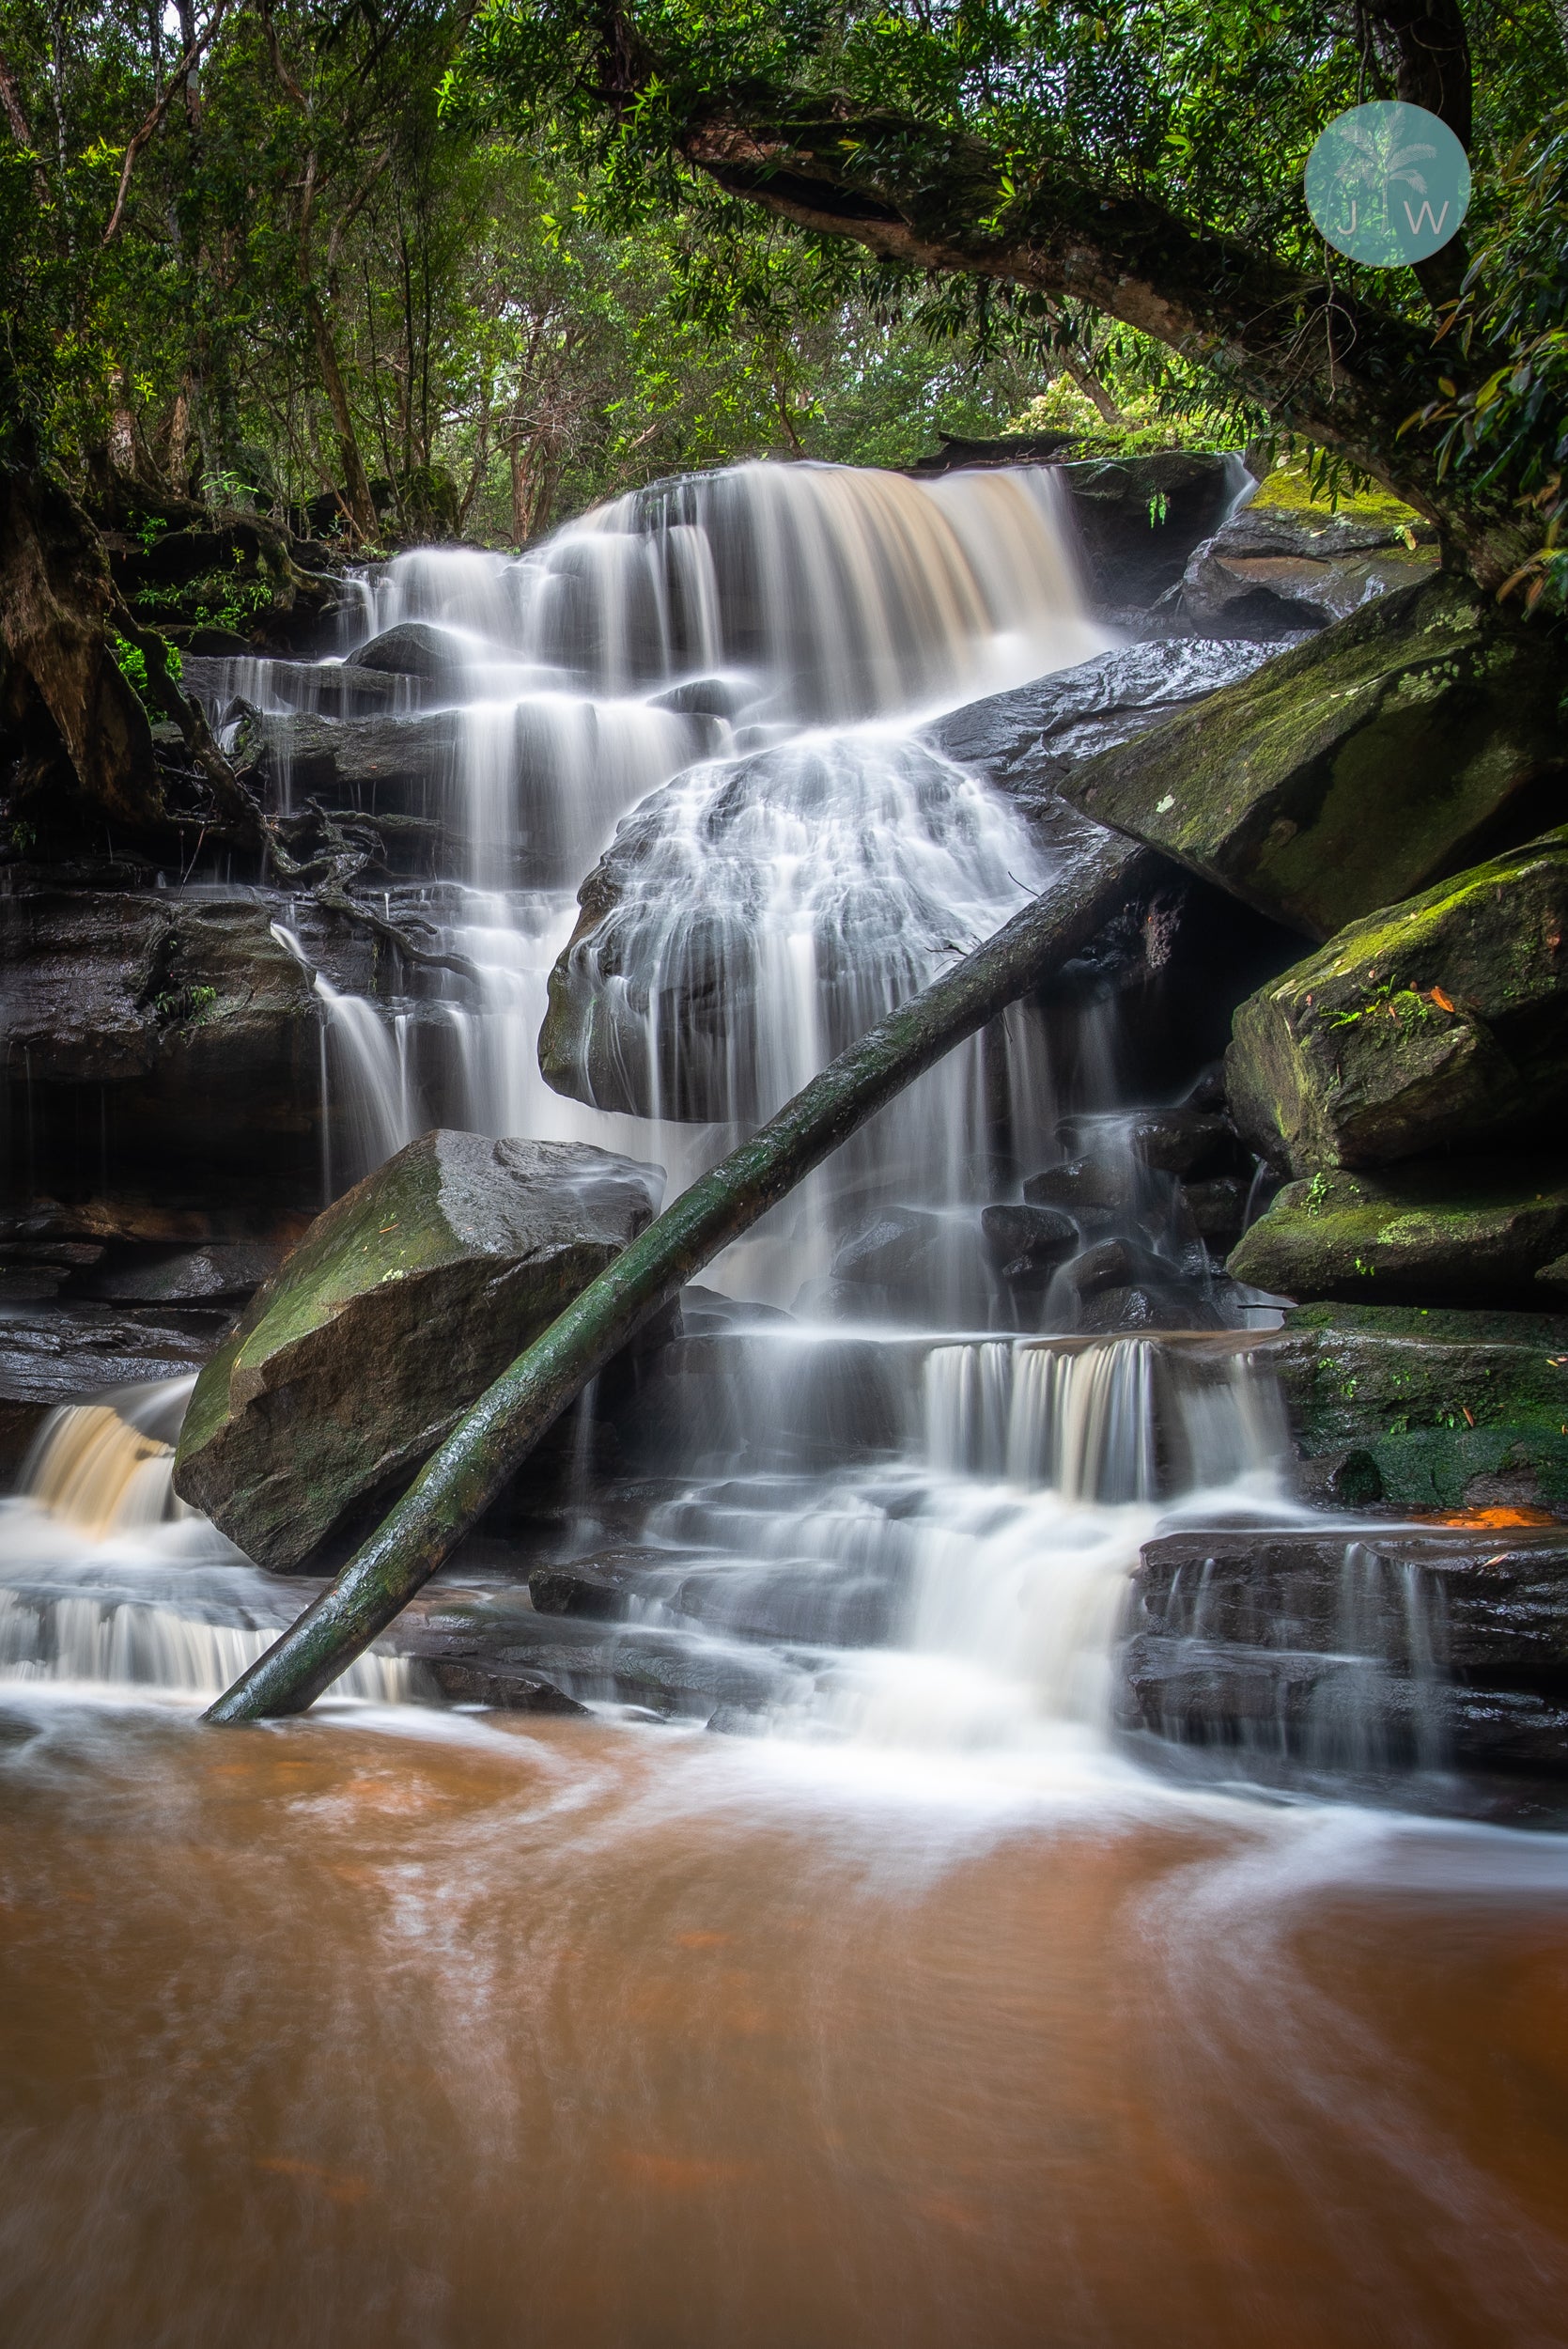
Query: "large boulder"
1177 500 1436 638
1052 575 1565 939
1228 1159 1568 1308
1226 830 1568 1173
173 1129 662 1571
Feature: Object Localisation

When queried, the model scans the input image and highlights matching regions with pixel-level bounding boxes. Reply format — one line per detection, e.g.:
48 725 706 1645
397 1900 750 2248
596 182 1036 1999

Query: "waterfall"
0 1382 410 1705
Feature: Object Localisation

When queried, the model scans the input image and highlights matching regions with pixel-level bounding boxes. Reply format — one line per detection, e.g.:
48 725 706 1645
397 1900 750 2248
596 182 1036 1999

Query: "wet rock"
443 1607 805 1719
76 1241 285 1303
528 1548 674 1619
1057 1237 1171 1302
1228 1160 1568 1309
345 620 471 685
1078 1283 1221 1333
1226 829 1568 1174
1178 500 1436 637
1053 576 1566 940
1250 1303 1568 1517
173 1130 663 1573
390 1599 588 1712
923 638 1279 830
0 1301 225 1482
647 676 750 721
831 1209 940 1285
1119 1527 1568 1784
1055 453 1246 603
0 890 364 1196
182 652 408 721
1022 1157 1134 1217
980 1203 1079 1274
1057 1107 1241 1179
231 707 462 818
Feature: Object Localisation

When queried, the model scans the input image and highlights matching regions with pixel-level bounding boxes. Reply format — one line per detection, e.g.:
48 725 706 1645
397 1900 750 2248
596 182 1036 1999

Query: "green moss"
1250 461 1428 537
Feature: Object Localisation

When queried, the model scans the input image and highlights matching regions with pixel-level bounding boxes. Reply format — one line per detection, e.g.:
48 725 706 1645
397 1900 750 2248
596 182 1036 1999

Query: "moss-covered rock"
173 1129 661 1571
1053 575 1565 939
1225 829 1568 1172
1228 1160 1568 1306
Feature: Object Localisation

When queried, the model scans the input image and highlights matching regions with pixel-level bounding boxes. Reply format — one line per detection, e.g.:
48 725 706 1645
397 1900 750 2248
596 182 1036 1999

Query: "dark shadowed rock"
1056 454 1245 603
831 1209 940 1285
1226 830 1568 1174
0 890 369 1196
173 1130 663 1572
231 707 462 817
1228 1160 1568 1309
1053 576 1566 940
345 620 472 684
1079 1283 1221 1332
79 1241 285 1303
528 1548 675 1619
1183 1176 1251 1252
980 1203 1078 1272
1022 1156 1135 1217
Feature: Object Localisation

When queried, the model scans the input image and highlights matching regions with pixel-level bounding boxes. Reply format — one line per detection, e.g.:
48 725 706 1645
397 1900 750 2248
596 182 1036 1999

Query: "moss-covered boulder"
1053 575 1564 939
1226 830 1568 1172
173 1129 661 1571
1228 1160 1568 1308
1178 499 1436 637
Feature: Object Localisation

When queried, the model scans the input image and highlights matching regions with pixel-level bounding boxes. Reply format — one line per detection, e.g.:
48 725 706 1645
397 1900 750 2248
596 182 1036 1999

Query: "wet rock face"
922 638 1278 829
1052 576 1567 941
1118 1527 1568 1792
1177 501 1436 638
173 1130 663 1573
1258 1303 1568 1518
345 620 470 684
1226 829 1568 1174
1229 1159 1568 1310
1054 453 1244 603
0 890 366 1198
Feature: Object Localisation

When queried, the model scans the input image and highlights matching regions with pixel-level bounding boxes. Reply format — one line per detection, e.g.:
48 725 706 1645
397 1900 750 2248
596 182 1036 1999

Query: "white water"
11 452 1388 1780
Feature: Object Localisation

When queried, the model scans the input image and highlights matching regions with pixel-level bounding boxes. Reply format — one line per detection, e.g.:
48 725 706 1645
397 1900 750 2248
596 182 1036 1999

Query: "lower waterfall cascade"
4 456 1567 2349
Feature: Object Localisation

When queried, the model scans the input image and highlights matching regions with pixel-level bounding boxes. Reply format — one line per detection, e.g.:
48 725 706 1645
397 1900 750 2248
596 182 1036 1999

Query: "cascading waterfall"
29 453 1328 1762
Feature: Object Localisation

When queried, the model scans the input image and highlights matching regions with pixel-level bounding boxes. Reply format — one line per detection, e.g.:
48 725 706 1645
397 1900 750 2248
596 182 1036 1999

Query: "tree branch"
101 0 230 246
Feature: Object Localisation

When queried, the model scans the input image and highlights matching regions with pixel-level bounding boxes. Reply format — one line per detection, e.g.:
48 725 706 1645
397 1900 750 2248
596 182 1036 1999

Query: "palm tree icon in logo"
1306 101 1469 265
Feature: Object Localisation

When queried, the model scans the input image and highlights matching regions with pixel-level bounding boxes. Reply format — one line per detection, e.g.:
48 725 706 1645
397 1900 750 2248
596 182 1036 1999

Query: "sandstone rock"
231 707 462 817
1119 1526 1568 1789
1228 1160 1568 1308
1226 830 1568 1173
173 1130 662 1572
1178 501 1436 637
1053 576 1565 940
1253 1302 1568 1518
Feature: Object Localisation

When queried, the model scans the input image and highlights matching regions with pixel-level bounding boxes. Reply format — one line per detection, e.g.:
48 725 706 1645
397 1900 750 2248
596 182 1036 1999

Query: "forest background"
3 0 1560 571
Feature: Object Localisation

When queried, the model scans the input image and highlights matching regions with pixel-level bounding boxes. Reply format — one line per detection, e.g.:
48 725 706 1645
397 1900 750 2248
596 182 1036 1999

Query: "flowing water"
3 459 1565 2344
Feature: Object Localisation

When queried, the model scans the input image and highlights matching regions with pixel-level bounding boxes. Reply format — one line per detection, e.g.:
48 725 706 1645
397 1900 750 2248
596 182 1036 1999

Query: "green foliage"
110 633 147 697
1412 102 1568 609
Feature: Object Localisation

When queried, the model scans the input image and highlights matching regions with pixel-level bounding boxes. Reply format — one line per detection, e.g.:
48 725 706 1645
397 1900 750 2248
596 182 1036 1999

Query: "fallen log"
205 827 1154 1722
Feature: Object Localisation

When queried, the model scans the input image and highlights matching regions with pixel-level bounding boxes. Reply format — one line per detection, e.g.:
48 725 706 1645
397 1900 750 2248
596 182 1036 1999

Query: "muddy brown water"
2 1706 1565 2349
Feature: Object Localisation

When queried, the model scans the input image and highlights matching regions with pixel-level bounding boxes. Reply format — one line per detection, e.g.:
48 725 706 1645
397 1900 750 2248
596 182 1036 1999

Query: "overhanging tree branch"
101 0 230 246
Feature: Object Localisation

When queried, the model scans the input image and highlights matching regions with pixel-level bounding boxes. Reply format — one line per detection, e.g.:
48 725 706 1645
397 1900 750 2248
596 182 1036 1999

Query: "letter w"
1403 200 1450 237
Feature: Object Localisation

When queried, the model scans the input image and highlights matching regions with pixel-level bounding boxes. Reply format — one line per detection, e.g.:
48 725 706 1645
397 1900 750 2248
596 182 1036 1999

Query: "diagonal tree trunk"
204 829 1155 1722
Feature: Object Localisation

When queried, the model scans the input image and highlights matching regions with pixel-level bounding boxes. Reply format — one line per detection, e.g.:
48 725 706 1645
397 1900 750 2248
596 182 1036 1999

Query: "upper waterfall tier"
345 459 1110 725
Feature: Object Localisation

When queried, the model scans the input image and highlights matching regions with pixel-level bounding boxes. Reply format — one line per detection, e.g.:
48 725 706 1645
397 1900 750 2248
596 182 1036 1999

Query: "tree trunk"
307 288 379 541
0 459 164 831
204 830 1153 1722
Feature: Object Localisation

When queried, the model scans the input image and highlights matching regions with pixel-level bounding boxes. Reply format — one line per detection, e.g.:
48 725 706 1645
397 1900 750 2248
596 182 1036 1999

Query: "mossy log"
205 830 1152 1721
